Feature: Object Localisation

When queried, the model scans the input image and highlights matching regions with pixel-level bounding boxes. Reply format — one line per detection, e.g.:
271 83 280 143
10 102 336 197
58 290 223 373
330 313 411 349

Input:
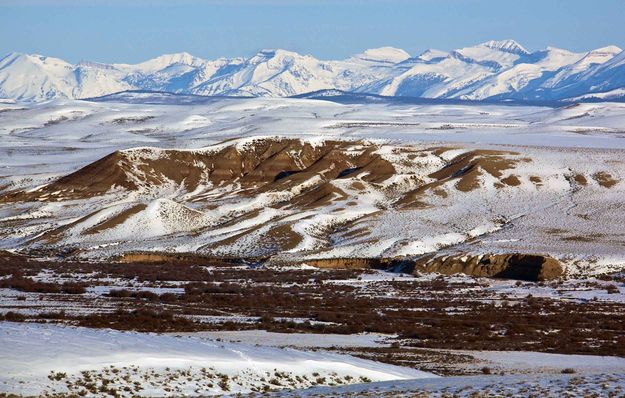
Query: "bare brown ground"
500 175 521 186
593 171 619 188
397 149 523 207
1 139 400 206
574 173 588 185
529 175 542 186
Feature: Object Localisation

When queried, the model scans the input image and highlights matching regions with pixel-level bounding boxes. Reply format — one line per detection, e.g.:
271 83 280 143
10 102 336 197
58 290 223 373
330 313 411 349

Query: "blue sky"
1 0 624 63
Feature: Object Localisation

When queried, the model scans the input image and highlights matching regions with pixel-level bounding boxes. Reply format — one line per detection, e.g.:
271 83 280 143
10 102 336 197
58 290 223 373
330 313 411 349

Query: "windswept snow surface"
0 322 433 397
274 373 625 397
173 330 390 348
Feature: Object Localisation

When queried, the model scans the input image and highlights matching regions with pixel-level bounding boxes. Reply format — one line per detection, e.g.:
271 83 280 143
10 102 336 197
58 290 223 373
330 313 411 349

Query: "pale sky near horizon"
1 0 624 63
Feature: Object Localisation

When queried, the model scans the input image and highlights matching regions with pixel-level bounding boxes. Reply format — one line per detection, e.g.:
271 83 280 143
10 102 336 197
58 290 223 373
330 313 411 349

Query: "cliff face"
280 254 564 281
410 253 564 281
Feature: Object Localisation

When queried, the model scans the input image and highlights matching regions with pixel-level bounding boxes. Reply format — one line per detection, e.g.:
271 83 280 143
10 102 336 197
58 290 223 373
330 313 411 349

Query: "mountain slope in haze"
0 53 131 100
1 40 624 102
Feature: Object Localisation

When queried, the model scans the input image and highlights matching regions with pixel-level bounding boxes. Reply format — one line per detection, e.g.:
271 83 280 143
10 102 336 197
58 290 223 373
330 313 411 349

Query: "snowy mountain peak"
415 49 449 62
256 48 280 57
152 52 199 63
574 46 622 69
77 60 119 70
543 46 574 54
248 48 306 64
257 48 302 58
589 45 622 56
480 39 529 55
129 52 205 71
0 52 72 68
356 47 411 63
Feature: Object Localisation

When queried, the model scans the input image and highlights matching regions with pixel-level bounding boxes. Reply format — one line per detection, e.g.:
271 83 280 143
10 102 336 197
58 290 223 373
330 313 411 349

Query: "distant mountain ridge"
1 39 624 102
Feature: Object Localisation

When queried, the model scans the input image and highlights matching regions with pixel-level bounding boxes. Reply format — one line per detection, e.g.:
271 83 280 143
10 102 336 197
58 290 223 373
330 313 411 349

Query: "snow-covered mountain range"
1 40 624 102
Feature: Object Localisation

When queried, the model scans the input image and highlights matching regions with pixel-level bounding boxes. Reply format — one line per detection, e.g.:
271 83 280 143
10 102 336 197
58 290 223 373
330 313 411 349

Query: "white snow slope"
1 39 624 102
0 322 433 396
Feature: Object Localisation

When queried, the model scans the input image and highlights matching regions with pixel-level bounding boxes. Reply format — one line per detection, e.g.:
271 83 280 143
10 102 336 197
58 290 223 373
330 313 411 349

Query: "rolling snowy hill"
2 98 625 274
1 40 624 102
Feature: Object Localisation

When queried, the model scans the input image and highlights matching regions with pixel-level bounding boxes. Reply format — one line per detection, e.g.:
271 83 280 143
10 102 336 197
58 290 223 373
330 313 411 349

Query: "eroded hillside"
2 137 624 276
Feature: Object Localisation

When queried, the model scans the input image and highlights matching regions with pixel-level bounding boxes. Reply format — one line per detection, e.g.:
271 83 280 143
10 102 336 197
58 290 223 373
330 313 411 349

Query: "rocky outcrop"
409 253 564 281
272 253 563 281
1 138 397 203
117 252 258 266
103 250 566 280
299 257 385 269
397 149 524 208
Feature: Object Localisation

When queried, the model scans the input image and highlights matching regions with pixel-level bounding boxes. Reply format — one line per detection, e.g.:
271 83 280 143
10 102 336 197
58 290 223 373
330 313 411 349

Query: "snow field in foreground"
0 322 434 397
274 372 625 397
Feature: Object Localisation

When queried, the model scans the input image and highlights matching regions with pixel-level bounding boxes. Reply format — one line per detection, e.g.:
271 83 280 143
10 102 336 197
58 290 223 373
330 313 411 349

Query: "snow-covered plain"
2 97 625 273
3 322 625 397
173 330 390 348
0 322 432 396
273 372 625 397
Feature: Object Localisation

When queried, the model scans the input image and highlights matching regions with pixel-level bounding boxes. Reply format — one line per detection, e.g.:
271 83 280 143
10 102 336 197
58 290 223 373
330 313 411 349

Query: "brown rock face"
397 149 523 208
276 254 563 281
410 253 564 281
117 252 251 265
299 257 384 269
2 138 397 203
